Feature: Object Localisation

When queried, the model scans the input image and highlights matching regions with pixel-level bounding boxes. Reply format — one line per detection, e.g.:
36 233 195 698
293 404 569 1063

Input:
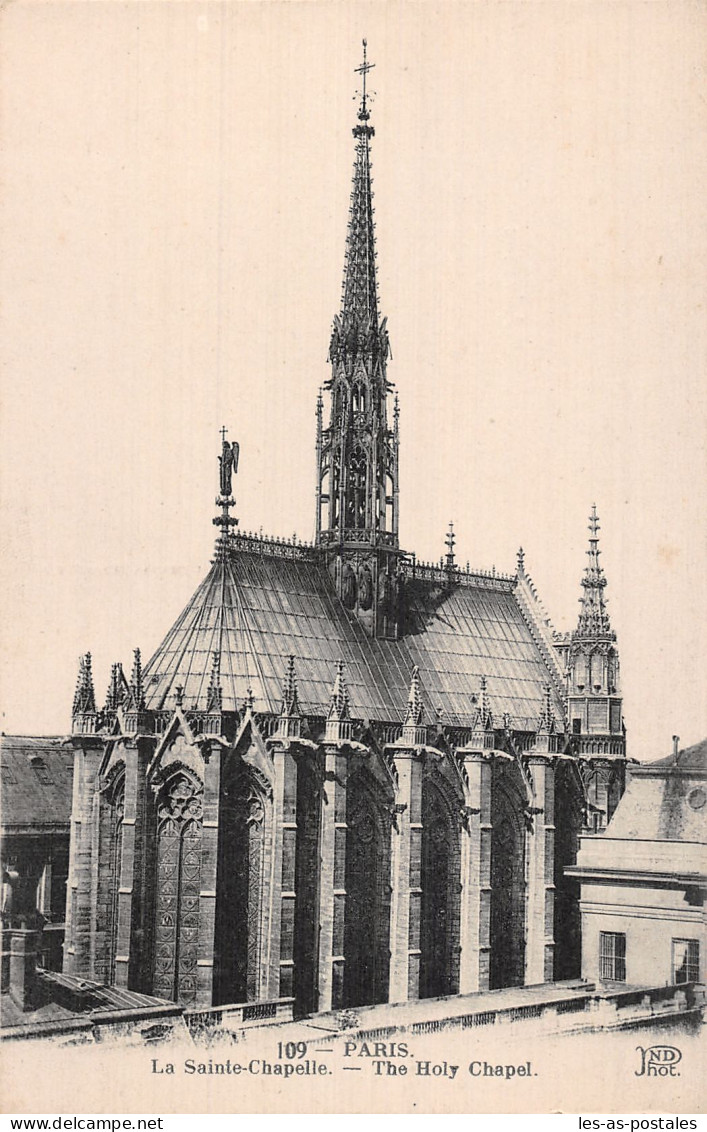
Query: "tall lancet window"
214 768 269 1006
348 446 368 529
97 767 125 985
152 772 203 1005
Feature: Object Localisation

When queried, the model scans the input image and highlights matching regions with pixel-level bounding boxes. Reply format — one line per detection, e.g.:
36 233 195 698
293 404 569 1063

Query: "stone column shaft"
268 744 298 1001
525 755 556 984
196 741 222 1007
388 750 423 1002
64 740 103 977
114 738 151 989
458 750 493 992
317 745 348 1012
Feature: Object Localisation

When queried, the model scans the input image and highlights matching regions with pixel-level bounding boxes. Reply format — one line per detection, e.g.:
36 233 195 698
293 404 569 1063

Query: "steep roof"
142 538 564 732
0 736 74 832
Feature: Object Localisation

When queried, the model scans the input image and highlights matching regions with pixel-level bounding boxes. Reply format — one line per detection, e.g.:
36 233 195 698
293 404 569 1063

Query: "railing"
227 532 317 561
242 1002 278 1021
185 997 294 1038
461 1011 496 1028
399 558 517 592
318 529 398 548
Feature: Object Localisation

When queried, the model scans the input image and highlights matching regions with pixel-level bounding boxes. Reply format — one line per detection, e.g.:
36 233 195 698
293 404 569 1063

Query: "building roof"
591 736 706 844
0 736 74 833
645 737 707 771
142 536 565 732
1 968 183 1036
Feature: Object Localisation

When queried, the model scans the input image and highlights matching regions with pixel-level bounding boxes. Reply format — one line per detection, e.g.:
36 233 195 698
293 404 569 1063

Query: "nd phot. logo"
635 1045 682 1077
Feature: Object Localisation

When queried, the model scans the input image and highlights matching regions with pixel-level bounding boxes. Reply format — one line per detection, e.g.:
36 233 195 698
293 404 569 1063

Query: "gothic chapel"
65 47 627 1015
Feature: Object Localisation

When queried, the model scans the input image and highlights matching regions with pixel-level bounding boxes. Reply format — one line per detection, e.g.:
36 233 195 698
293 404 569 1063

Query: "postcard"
1 0 705 1116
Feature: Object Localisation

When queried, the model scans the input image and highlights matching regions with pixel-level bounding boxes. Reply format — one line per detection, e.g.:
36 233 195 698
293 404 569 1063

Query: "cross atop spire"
575 504 613 637
354 38 375 121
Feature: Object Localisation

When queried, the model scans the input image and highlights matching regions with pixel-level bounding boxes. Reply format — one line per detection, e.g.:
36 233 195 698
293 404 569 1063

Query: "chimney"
8 926 39 1012
672 735 680 761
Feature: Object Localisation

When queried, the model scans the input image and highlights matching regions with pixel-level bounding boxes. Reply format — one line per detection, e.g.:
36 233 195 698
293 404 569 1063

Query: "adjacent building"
0 735 73 973
568 738 706 988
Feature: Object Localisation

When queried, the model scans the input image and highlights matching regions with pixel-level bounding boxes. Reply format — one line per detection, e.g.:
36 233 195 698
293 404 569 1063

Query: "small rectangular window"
672 939 699 984
599 931 626 981
572 718 582 734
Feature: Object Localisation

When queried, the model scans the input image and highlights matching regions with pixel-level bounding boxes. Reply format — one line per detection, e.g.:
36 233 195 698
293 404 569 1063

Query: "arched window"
214 769 268 1006
553 765 584 980
344 773 392 1007
490 780 526 989
420 778 461 998
152 772 203 1005
348 446 367 529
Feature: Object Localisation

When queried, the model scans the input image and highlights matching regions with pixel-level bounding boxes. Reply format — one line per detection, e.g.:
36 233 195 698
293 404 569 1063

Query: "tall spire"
316 42 400 639
576 504 613 637
341 39 379 332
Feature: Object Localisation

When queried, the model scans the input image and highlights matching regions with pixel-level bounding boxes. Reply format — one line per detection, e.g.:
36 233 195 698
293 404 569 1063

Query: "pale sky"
1 1 705 759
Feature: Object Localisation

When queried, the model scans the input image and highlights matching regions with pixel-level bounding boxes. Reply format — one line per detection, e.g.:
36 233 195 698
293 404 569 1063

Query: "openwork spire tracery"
575 505 613 638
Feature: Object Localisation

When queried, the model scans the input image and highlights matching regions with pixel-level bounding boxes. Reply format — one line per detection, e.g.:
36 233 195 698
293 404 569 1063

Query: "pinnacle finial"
128 648 145 711
104 662 128 712
479 675 493 730
404 665 425 729
73 652 96 717
206 650 222 713
445 521 456 571
328 659 351 721
280 655 301 718
538 684 555 733
517 546 525 574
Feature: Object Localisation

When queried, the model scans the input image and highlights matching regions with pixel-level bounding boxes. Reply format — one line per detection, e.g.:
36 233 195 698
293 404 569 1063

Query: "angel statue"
219 435 240 497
